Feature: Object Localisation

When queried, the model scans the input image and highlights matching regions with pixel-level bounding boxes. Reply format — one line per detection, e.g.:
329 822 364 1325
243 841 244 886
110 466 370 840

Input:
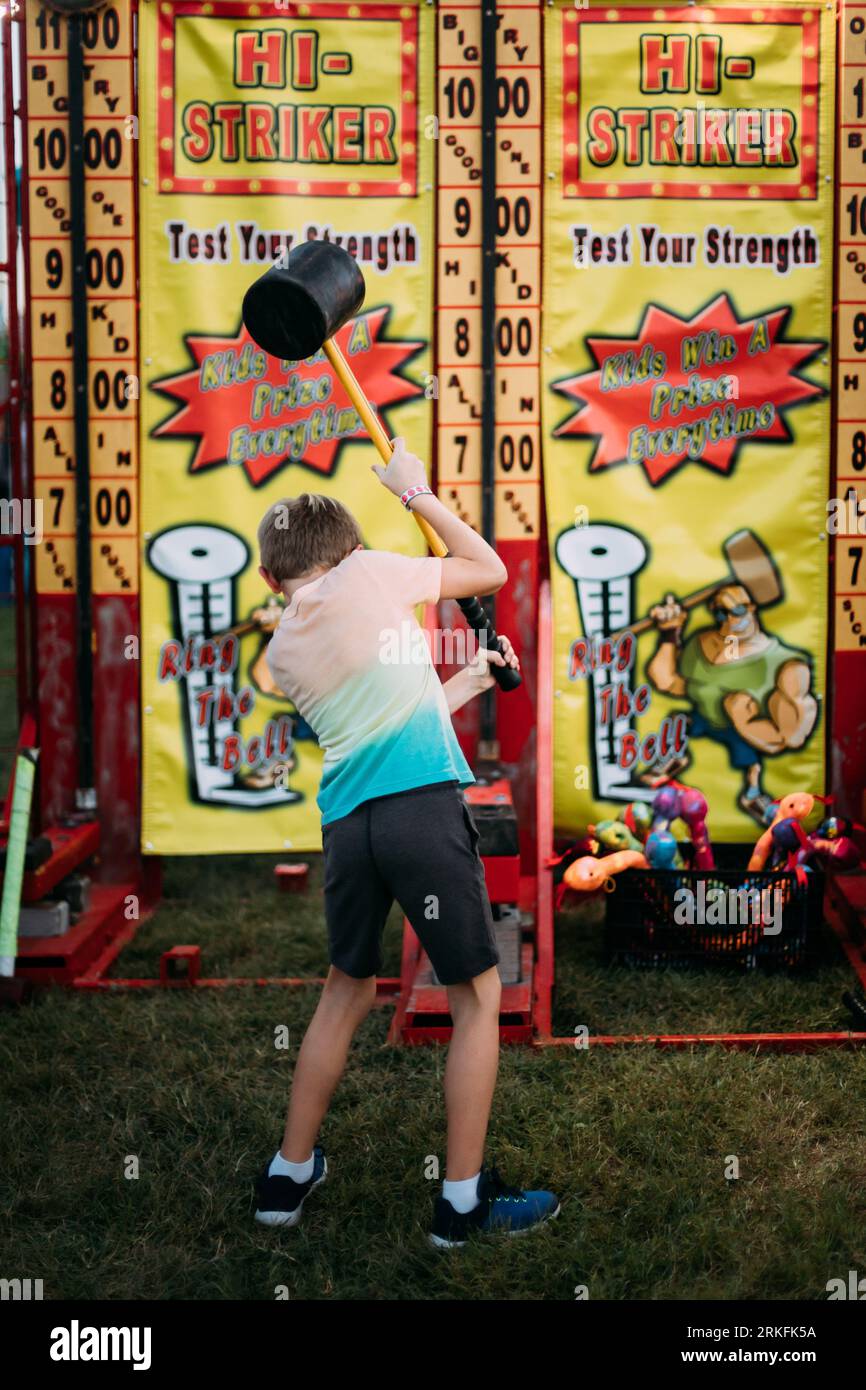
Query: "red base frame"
530 583 866 1052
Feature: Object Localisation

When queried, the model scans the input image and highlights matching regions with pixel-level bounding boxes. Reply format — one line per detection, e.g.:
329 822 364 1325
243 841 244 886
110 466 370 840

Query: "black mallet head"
242 240 366 362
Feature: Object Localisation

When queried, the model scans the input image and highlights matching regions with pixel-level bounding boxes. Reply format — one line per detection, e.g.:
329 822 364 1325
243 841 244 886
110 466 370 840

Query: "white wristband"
400 484 433 510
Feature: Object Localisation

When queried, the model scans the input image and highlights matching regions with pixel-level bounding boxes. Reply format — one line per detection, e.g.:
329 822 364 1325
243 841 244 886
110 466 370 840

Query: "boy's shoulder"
329 548 385 582
343 548 436 577
318 549 441 610
350 547 410 563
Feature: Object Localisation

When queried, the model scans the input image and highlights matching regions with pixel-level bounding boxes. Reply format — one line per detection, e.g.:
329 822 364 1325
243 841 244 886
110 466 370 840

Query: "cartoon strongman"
236 597 318 788
646 582 818 824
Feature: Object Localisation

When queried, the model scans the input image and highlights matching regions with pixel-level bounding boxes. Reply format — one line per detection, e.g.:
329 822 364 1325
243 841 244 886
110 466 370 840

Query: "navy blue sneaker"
430 1166 560 1248
254 1147 327 1228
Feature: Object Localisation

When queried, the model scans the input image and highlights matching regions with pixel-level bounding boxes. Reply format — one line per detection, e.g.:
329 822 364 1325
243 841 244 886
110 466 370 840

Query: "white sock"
443 1172 481 1214
269 1149 314 1183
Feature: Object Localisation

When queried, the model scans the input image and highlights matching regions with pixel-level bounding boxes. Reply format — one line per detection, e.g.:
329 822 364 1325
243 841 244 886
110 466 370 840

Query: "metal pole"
17 4 38 736
1 12 28 716
67 13 96 806
480 0 498 751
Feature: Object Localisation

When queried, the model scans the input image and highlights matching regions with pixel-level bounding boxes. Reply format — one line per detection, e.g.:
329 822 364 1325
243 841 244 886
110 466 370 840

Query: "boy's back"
266 547 473 825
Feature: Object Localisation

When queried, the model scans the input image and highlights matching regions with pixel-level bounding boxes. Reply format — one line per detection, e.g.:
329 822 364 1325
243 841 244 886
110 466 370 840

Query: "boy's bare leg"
444 965 502 1180
280 966 377 1162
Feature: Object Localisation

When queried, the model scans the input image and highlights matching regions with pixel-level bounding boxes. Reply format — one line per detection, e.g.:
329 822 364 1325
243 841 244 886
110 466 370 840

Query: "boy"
253 438 560 1248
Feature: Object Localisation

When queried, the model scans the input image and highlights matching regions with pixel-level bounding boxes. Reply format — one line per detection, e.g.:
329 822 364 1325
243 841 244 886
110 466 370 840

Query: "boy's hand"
443 635 520 713
466 634 519 691
371 437 428 499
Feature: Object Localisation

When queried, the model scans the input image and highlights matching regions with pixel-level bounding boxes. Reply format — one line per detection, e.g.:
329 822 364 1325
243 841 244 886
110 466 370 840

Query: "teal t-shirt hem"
319 767 475 827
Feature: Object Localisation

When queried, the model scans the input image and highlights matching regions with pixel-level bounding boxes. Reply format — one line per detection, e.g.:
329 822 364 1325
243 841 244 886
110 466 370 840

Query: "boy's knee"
448 965 501 1017
324 966 377 1013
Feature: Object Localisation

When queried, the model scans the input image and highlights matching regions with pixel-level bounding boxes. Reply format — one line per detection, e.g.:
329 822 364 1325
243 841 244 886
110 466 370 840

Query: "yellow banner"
139 0 434 854
542 0 834 841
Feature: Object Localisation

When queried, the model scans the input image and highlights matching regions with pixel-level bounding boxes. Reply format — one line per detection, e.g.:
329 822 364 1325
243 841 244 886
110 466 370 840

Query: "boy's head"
258 493 362 592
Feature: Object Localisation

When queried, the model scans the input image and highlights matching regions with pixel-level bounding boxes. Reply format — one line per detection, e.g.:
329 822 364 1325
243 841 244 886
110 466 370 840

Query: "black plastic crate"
604 843 824 972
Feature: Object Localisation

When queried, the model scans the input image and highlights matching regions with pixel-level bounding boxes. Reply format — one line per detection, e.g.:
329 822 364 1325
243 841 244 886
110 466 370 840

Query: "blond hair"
257 494 362 582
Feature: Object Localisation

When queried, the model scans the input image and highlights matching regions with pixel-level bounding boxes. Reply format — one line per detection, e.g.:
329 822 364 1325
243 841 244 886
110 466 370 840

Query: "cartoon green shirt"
679 632 811 728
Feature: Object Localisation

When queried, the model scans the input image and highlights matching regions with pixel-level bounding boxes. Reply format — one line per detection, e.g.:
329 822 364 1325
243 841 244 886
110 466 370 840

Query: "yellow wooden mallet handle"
323 337 522 693
322 338 447 559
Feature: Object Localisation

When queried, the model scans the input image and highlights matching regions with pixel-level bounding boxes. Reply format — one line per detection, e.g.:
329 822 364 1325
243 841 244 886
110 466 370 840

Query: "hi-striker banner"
542 0 834 841
139 1 434 854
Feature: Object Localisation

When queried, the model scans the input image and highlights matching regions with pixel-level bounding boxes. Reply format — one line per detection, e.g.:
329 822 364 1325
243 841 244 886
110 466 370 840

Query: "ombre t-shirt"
265 548 474 825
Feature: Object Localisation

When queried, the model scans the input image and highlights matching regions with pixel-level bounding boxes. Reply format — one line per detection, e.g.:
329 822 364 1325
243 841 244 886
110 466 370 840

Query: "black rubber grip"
456 596 522 692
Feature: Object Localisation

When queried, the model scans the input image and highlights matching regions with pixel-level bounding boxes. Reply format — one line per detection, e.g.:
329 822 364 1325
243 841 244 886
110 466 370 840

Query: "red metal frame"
537 1032 866 1052
533 578 554 1036
22 0 78 828
830 1 866 822
0 710 35 836
7 2 866 1047
529 575 866 1051
21 820 99 901
17 882 140 985
824 874 866 992
0 8 34 727
73 972 402 995
387 594 542 1043
12 563 866 1048
0 3 144 986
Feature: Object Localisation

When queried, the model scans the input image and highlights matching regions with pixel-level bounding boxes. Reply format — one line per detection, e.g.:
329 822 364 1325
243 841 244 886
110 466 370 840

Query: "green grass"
551 896 855 1038
110 854 407 981
2 853 866 1301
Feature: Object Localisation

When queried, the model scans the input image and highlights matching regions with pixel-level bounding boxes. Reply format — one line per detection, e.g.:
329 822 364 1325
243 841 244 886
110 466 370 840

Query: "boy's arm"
442 636 521 714
371 438 507 599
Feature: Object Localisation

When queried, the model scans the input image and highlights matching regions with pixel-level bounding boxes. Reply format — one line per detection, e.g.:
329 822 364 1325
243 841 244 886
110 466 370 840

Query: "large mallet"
242 240 520 691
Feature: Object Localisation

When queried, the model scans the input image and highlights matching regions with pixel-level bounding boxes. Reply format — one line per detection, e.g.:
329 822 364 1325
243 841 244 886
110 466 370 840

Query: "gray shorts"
321 781 500 985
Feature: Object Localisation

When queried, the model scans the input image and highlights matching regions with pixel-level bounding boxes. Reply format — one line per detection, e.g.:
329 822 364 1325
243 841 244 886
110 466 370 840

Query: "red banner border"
561 5 821 201
157 0 419 198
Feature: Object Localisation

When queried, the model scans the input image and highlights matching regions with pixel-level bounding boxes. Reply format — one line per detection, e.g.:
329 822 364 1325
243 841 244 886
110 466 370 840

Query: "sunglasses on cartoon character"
712 602 751 628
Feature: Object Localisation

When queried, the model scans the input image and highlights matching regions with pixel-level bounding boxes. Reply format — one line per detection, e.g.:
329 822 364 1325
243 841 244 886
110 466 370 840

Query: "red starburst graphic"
553 295 825 486
152 307 424 487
